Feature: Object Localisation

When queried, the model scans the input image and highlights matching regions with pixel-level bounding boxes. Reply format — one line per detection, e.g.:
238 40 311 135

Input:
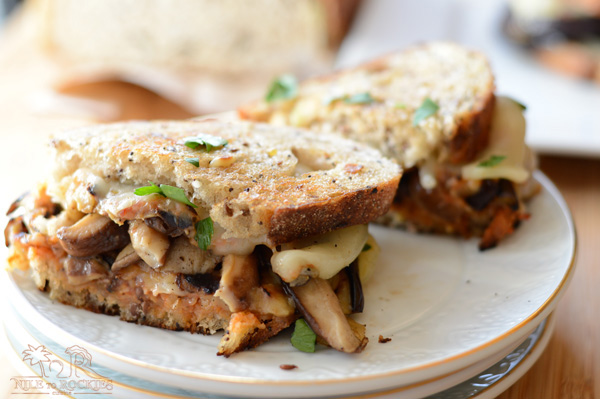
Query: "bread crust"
447 91 495 164
269 178 398 244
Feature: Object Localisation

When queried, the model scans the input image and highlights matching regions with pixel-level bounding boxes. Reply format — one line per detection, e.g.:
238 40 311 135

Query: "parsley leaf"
134 182 163 196
508 97 527 111
134 182 197 208
291 319 316 353
344 92 374 105
265 74 298 103
195 217 214 251
478 155 507 167
184 133 228 152
160 185 197 208
185 158 200 167
413 98 439 126
324 92 375 106
362 243 372 252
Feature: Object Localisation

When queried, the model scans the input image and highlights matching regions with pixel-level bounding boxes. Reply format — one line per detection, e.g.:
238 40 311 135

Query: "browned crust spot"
446 92 496 165
268 176 400 245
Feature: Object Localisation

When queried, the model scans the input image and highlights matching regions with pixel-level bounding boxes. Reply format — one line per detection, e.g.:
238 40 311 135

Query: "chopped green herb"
291 319 316 353
160 185 197 208
324 92 375 106
344 92 374 105
508 97 527 111
134 182 197 208
184 133 228 152
362 243 372 252
395 103 407 109
265 74 298 103
323 94 344 106
478 155 507 167
134 182 163 196
185 158 200 167
195 217 214 251
413 98 439 126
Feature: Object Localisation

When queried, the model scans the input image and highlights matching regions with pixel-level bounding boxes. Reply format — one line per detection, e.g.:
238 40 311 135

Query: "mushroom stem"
285 278 367 353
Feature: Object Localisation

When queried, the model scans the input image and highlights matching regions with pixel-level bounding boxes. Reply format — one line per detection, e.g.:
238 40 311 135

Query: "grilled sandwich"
4 118 400 356
239 42 539 249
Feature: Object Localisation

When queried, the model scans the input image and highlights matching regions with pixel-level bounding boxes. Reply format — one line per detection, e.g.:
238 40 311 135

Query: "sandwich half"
239 42 539 249
5 119 400 356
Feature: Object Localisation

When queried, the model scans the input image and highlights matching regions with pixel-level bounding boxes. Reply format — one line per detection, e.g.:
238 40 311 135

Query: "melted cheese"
357 234 379 284
270 224 368 284
462 96 530 183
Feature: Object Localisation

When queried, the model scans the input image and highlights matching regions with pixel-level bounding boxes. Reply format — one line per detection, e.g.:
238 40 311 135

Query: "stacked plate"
1 172 576 399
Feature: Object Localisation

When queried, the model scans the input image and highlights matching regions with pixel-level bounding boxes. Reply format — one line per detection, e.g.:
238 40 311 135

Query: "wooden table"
0 9 599 399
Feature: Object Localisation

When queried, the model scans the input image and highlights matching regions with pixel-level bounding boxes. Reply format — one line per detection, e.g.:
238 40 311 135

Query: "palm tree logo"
21 344 51 377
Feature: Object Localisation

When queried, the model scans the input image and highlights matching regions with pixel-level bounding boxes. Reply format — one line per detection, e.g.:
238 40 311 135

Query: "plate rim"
1 304 556 399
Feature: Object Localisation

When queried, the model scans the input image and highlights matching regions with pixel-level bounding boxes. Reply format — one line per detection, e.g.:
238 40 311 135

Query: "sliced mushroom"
285 278 367 353
144 209 195 237
214 254 259 313
57 213 129 257
161 236 220 274
176 272 221 294
346 260 364 313
111 244 142 272
6 192 28 216
128 220 170 269
4 216 28 247
65 256 109 285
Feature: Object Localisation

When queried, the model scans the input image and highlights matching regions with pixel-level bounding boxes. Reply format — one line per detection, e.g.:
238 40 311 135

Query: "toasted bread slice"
239 42 537 249
49 118 400 245
6 119 400 355
239 41 496 167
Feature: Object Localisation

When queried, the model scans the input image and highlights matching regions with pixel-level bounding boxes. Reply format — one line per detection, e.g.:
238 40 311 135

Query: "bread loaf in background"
28 0 360 114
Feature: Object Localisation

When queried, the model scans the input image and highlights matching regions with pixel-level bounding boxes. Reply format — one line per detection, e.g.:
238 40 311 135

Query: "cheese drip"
462 96 530 183
271 224 368 284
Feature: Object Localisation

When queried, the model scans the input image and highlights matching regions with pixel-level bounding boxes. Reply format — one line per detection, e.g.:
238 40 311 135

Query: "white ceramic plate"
1 304 554 399
336 0 600 158
2 172 575 398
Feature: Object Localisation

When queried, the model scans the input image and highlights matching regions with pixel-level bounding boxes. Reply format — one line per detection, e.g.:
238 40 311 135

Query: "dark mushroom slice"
176 272 221 294
4 216 28 247
111 244 142 272
465 179 519 212
144 209 196 237
346 260 364 313
284 278 367 353
6 192 28 216
65 256 110 285
57 213 129 257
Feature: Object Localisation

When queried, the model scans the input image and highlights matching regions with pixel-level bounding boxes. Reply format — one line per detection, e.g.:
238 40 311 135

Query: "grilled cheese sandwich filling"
462 96 529 183
6 182 376 355
271 224 369 285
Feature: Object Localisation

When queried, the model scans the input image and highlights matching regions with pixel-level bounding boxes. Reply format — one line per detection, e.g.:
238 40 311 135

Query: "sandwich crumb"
378 335 392 344
279 364 298 370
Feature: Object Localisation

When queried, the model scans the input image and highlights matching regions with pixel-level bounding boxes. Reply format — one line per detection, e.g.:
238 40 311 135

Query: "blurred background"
1 0 599 155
